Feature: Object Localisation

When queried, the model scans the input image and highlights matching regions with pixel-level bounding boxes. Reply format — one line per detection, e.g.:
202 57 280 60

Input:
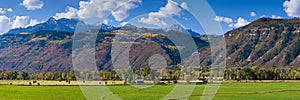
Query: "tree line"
223 66 300 80
0 70 76 81
1 66 300 81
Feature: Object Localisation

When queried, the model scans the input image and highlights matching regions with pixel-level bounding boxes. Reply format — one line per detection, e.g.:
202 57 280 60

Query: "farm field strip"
1 82 300 100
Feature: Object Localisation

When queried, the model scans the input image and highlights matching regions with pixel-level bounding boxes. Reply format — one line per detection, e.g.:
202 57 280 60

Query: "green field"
1 82 300 100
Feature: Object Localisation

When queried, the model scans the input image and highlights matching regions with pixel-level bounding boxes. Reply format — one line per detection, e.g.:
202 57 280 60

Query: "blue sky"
0 0 299 34
0 0 87 21
208 0 289 32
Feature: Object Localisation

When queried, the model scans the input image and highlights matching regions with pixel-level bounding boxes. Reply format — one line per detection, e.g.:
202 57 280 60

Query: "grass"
212 82 300 100
1 82 300 100
0 85 85 100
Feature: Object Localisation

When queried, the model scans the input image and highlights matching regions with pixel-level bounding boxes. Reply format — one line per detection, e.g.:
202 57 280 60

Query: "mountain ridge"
224 17 300 67
5 17 119 34
5 18 202 36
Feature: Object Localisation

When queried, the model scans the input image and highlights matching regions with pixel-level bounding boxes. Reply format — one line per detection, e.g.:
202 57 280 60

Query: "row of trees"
223 66 300 80
2 66 300 81
0 65 185 82
0 70 122 81
0 70 76 81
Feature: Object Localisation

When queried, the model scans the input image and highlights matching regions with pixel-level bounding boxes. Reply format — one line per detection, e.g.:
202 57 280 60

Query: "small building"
190 79 207 84
135 77 144 84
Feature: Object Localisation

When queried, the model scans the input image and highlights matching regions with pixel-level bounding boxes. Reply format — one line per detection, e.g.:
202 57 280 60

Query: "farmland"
1 82 300 100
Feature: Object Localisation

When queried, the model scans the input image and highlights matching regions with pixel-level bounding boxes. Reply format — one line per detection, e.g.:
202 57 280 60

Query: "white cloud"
0 8 13 14
0 15 41 34
250 12 256 17
120 22 128 26
259 15 267 18
20 0 44 10
259 14 282 19
12 16 31 28
139 16 168 26
215 16 250 28
55 0 141 24
271 15 282 19
26 19 40 27
214 16 233 23
0 15 12 33
139 0 182 26
12 16 41 28
283 0 300 17
229 17 250 28
54 6 79 19
102 19 109 24
180 2 188 10
111 1 141 21
0 8 5 14
7 8 13 12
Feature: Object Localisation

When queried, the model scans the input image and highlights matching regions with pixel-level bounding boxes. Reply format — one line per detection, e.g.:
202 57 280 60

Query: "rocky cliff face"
224 18 300 67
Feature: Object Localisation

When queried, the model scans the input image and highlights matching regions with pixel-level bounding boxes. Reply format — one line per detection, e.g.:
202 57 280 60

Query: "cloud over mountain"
139 0 185 26
0 16 11 34
54 0 142 24
0 15 40 34
229 17 250 28
54 7 79 19
215 16 249 28
214 16 233 23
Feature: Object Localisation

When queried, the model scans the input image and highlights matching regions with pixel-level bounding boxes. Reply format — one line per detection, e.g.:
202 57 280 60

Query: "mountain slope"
224 18 300 67
0 23 208 72
1 18 300 72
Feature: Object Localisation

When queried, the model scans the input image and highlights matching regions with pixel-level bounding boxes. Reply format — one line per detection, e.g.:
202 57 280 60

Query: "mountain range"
5 17 119 34
0 17 299 72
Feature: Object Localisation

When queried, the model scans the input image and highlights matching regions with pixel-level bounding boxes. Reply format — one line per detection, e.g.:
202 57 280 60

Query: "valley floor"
1 82 300 100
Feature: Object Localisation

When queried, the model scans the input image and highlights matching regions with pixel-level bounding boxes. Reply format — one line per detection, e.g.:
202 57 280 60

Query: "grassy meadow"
1 82 300 100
